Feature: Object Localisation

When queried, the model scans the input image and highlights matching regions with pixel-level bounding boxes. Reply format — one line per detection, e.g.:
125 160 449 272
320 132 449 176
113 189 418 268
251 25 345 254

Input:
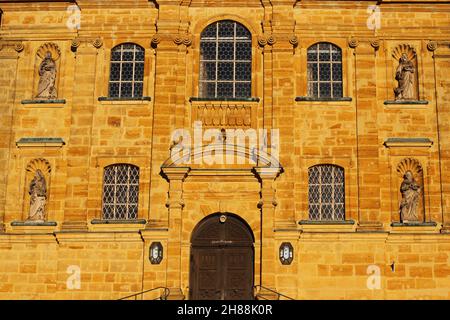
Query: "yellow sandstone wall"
0 0 449 300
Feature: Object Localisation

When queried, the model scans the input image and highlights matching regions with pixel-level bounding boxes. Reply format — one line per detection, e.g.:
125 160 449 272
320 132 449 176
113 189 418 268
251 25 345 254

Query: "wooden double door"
189 214 254 300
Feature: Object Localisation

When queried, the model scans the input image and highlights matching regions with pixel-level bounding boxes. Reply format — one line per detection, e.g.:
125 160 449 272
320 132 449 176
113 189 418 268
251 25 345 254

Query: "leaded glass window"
308 165 345 221
102 164 139 220
199 20 252 99
109 43 144 98
307 43 343 98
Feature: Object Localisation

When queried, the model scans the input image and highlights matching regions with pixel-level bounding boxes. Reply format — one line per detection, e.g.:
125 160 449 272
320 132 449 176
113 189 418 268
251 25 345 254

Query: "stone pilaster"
61 39 102 231
352 40 383 231
0 41 22 232
148 2 191 227
431 42 450 233
161 166 190 300
254 166 282 298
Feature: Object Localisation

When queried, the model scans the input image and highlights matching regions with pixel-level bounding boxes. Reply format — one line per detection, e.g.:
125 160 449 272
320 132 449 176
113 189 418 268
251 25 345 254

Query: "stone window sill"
21 99 66 107
391 222 437 227
9 221 58 234
299 220 355 225
189 97 260 102
98 97 151 105
89 219 147 232
16 137 65 148
11 221 57 226
390 221 439 234
91 219 147 225
384 100 428 105
383 138 433 148
295 96 352 102
299 220 356 232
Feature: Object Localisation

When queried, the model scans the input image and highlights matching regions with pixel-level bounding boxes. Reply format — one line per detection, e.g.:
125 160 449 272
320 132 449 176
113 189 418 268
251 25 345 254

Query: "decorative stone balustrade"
190 99 259 129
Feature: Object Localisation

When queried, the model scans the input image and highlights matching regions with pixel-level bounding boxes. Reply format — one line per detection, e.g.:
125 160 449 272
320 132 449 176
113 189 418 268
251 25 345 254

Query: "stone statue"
394 53 416 100
36 51 57 99
399 171 421 223
28 169 47 221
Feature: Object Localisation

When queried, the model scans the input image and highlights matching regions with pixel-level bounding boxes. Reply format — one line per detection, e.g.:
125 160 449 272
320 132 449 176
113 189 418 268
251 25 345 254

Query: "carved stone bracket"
370 38 381 50
0 40 25 55
348 37 359 49
173 34 193 47
150 33 193 48
70 37 103 52
427 41 437 52
258 34 298 49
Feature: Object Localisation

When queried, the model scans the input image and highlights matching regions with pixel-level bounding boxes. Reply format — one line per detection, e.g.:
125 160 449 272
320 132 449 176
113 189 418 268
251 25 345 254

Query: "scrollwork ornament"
173 37 183 45
71 38 81 51
151 35 161 46
14 42 24 53
289 35 299 47
182 37 192 47
258 36 267 47
348 37 359 49
267 36 276 46
370 39 380 50
92 38 103 49
427 41 437 52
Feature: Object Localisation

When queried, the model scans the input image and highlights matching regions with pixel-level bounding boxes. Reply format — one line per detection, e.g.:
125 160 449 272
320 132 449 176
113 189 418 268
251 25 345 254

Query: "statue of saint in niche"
28 169 47 221
394 53 416 101
399 171 421 223
36 51 57 99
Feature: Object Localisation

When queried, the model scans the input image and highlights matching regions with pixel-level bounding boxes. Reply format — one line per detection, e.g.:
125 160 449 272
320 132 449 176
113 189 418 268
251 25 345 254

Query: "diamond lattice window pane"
308 165 345 221
102 164 140 220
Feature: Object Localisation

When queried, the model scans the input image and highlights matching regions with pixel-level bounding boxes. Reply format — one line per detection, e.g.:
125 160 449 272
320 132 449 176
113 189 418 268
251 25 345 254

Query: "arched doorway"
189 213 254 300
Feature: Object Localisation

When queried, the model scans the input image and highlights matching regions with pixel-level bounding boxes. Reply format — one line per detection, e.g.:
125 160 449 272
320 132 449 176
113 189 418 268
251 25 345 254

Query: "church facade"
0 0 450 299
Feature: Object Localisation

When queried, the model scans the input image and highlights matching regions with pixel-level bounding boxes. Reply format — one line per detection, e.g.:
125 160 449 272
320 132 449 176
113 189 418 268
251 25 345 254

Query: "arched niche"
396 158 425 223
23 158 51 221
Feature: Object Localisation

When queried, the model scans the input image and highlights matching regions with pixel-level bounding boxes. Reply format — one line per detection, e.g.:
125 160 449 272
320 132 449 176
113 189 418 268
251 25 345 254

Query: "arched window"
308 164 345 221
102 164 140 220
307 43 343 98
199 20 252 99
109 43 144 98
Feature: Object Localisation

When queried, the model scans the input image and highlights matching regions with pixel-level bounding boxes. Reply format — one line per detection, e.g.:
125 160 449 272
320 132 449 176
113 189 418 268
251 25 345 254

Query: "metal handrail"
119 287 170 300
253 285 295 300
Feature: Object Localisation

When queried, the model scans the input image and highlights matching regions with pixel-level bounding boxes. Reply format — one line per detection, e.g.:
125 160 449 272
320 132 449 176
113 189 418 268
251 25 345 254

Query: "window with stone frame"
102 164 140 220
307 42 343 98
108 43 144 98
199 20 252 99
308 164 345 221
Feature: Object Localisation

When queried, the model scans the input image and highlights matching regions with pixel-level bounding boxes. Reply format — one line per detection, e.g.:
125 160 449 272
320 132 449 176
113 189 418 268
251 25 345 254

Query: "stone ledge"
98 96 151 101
21 99 66 104
391 222 437 227
9 221 58 235
390 221 440 234
11 221 57 226
189 97 260 102
89 219 147 232
91 219 147 224
384 100 429 105
299 219 355 225
16 137 65 148
299 220 356 233
383 138 433 148
295 96 352 102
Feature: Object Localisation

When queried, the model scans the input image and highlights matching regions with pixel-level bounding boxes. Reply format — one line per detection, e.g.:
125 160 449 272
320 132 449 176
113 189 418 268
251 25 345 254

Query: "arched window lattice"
307 42 343 98
108 43 144 98
199 20 252 99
